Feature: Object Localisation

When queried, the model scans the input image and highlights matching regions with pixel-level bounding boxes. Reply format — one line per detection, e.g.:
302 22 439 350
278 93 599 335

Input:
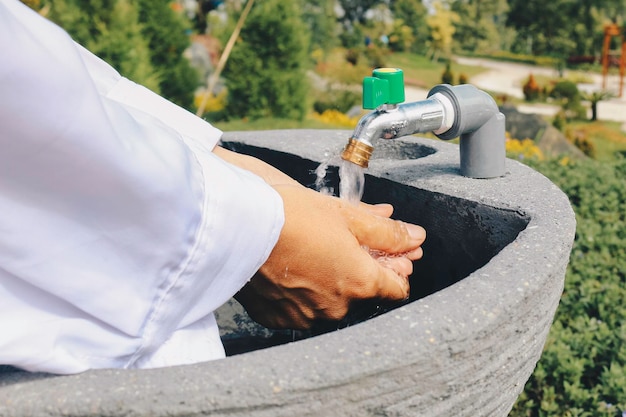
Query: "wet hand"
235 184 426 329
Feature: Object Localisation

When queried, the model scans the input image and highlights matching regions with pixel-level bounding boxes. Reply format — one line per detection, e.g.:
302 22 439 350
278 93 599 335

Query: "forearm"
0 0 285 373
213 146 300 186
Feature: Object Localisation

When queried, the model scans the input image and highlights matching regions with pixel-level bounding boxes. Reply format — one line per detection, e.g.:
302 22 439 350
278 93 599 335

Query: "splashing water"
314 152 365 204
314 159 335 196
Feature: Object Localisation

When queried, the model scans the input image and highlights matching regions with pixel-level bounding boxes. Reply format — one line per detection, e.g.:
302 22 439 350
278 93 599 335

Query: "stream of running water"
314 155 365 204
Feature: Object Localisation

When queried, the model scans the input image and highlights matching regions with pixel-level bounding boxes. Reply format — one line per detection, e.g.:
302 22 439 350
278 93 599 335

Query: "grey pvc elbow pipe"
428 84 506 179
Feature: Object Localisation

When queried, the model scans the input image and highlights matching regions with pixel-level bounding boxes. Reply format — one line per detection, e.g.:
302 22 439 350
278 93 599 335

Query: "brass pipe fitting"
341 138 374 168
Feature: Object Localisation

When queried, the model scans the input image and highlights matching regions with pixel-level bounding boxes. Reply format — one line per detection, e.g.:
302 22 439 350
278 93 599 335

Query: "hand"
235 184 426 330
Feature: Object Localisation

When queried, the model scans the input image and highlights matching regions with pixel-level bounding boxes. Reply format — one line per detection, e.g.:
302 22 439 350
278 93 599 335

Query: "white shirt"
0 0 284 374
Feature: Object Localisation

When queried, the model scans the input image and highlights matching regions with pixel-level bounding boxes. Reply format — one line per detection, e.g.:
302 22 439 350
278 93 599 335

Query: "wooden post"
196 0 255 117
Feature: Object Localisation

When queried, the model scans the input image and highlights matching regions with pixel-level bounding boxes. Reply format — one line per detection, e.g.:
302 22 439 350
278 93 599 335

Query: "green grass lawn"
385 53 488 88
313 49 488 89
211 117 349 132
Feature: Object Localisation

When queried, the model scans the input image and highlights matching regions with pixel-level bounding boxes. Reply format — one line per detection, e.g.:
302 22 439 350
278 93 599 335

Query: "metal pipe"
341 84 506 178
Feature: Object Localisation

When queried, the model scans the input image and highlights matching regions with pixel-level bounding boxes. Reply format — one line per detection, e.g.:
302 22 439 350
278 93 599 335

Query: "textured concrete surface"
0 130 576 417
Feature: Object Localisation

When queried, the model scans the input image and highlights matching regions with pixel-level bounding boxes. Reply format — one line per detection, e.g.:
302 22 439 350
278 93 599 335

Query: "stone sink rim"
0 129 576 417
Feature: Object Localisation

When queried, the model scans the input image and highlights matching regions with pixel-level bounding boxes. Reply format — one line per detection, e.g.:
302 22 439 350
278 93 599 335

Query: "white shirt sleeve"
0 0 284 373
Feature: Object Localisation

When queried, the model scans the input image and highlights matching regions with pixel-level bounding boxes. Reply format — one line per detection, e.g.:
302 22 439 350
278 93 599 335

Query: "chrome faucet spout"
351 97 450 145
341 78 506 179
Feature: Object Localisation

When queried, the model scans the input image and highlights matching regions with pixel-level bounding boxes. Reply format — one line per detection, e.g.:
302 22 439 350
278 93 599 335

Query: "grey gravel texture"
0 130 576 417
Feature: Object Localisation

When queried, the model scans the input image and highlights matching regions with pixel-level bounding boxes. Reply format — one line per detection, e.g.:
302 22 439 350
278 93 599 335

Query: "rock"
499 105 586 158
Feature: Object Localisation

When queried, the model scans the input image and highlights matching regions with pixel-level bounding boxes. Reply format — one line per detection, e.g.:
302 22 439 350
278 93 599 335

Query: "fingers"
347 206 426 255
356 255 411 301
239 185 425 329
371 251 415 276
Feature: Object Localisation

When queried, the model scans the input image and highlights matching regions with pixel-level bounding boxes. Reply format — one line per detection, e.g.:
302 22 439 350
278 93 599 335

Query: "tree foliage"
337 0 385 25
581 90 615 122
42 0 198 108
389 0 429 53
451 0 511 53
135 0 200 108
223 0 310 120
47 0 161 93
302 0 338 54
426 0 460 61
505 0 625 57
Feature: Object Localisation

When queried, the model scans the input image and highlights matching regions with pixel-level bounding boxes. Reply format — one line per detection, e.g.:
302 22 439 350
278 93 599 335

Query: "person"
0 0 426 374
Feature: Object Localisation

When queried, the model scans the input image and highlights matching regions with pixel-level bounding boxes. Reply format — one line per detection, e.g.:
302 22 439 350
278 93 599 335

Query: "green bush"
550 80 580 102
511 157 626 416
441 61 454 84
550 80 587 120
565 128 597 158
313 89 361 114
362 45 388 68
553 111 567 131
345 48 360 65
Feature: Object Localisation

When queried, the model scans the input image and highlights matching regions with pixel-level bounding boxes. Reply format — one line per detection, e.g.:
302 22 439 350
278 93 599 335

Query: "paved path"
454 57 626 124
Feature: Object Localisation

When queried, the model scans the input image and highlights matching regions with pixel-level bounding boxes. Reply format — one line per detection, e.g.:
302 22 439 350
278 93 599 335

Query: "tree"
194 0 226 33
46 0 161 93
302 0 338 55
505 0 626 58
581 90 614 121
506 0 577 57
43 0 199 109
337 0 384 26
450 0 510 53
426 1 460 62
389 0 428 53
223 0 310 120
135 0 200 108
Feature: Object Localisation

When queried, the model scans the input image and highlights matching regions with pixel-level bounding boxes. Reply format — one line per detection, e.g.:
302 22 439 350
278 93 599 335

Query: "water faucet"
341 68 506 178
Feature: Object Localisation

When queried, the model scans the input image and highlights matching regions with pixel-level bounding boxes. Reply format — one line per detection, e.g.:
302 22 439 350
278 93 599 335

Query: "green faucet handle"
362 68 405 109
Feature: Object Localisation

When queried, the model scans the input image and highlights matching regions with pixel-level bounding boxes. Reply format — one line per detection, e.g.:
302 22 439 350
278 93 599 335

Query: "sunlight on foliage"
194 90 227 114
505 135 545 161
310 110 359 128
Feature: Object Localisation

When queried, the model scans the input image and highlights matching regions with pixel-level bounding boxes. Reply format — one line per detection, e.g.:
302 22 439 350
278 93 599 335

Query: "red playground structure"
601 23 625 97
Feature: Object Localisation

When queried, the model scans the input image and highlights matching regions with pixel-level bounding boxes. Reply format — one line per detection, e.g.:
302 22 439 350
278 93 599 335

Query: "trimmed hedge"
511 157 626 416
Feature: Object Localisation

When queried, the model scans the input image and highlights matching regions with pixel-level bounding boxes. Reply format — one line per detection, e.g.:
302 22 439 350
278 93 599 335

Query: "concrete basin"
0 130 575 417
